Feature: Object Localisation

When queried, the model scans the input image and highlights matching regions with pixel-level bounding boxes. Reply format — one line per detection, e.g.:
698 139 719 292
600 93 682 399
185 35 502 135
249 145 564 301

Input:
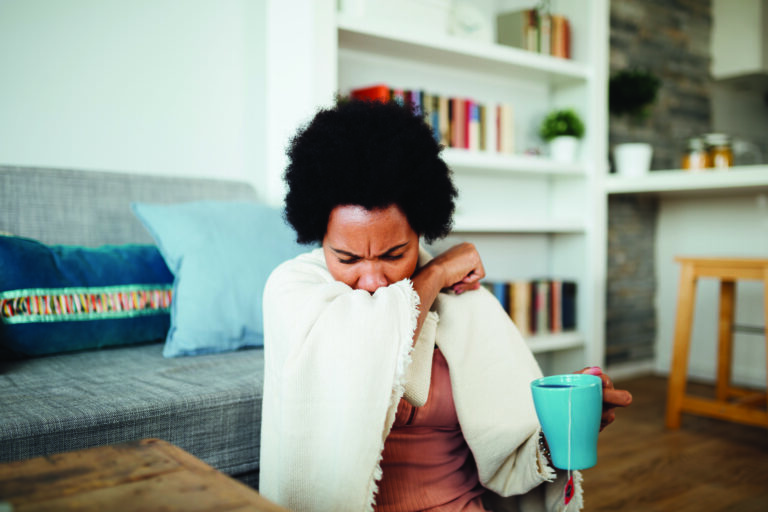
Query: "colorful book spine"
498 103 515 154
438 96 450 146
451 98 466 149
467 101 480 151
350 84 390 102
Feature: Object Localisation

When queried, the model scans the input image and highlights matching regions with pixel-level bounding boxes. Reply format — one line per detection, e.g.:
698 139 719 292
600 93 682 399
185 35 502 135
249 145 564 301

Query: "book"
562 281 577 329
492 282 510 312
350 84 390 102
409 90 423 116
467 101 480 151
478 104 486 151
550 280 562 333
551 15 571 59
496 10 528 49
484 103 498 153
438 96 450 146
529 280 550 335
498 103 515 154
423 92 440 142
391 89 405 105
511 281 531 336
497 9 538 52
525 9 539 52
539 13 552 56
451 98 466 149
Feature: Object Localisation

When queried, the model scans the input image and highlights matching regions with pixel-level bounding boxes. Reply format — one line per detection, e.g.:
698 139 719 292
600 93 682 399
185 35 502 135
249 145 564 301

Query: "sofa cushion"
0 343 264 484
0 235 173 357
132 201 305 358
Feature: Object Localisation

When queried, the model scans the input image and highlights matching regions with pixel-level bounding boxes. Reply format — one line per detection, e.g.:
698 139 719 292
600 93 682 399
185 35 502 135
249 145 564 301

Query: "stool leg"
666 262 697 429
716 280 735 402
764 270 768 403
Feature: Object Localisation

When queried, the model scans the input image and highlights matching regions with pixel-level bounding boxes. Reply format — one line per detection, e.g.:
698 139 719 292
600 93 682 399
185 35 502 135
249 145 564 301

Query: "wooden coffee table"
0 438 289 511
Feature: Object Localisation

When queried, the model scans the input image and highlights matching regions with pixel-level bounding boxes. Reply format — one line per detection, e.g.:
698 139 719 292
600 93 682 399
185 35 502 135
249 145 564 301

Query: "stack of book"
482 279 577 337
350 84 515 154
496 9 571 59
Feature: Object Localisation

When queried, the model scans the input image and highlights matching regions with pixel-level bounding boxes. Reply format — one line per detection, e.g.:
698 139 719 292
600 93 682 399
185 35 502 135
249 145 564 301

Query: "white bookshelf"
328 0 609 373
527 331 584 354
442 148 586 176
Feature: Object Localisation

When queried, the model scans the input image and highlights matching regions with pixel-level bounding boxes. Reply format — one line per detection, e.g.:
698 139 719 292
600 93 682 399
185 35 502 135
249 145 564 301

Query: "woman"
260 100 631 512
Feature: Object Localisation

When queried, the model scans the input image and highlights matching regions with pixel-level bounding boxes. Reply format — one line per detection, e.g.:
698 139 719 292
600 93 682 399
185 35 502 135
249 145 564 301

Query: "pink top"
374 348 487 511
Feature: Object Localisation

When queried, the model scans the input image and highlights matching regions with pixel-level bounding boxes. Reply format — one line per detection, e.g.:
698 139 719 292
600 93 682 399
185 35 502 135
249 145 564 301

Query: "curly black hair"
283 99 457 244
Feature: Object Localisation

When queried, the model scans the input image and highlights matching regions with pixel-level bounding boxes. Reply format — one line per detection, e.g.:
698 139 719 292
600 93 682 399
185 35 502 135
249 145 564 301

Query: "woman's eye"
339 257 360 265
381 254 404 261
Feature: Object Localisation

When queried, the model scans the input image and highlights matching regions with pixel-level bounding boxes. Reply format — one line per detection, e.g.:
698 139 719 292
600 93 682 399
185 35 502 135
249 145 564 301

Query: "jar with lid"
704 133 734 169
681 137 709 170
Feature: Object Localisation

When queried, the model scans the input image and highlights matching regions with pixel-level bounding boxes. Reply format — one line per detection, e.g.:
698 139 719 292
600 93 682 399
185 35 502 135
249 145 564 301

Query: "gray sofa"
0 166 268 487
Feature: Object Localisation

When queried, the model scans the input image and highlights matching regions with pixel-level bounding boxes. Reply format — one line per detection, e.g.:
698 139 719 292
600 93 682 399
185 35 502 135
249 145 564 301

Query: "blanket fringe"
364 279 421 511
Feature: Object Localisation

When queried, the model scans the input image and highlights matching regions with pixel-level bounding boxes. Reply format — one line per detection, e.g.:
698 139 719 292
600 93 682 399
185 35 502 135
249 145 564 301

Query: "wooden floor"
582 375 768 511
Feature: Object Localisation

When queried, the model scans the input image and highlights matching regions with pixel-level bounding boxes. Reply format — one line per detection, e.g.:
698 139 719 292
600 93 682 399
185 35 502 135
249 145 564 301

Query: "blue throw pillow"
131 201 306 357
0 236 173 357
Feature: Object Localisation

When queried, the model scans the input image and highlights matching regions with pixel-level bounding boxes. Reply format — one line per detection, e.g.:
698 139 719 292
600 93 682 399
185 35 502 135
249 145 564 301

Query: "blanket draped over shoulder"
259 248 583 512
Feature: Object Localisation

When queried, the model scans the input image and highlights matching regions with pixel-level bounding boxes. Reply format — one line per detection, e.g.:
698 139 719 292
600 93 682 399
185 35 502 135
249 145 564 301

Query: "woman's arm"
410 242 485 342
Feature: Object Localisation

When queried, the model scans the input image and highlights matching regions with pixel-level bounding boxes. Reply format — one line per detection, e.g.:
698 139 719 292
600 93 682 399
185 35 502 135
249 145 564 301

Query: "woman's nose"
357 263 388 293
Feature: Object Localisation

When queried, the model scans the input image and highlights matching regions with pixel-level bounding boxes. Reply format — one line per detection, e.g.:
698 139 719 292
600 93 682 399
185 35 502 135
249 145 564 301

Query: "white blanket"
259 248 583 511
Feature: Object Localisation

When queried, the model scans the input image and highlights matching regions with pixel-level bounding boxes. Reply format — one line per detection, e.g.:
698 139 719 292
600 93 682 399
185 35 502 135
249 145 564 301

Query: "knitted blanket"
259 248 583 511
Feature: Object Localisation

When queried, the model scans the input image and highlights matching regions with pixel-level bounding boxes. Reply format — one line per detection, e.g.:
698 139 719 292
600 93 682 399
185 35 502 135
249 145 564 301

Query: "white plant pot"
614 143 653 177
549 136 579 163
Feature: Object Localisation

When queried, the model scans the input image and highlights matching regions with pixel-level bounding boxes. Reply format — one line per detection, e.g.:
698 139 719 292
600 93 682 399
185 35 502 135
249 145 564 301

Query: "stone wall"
606 0 712 366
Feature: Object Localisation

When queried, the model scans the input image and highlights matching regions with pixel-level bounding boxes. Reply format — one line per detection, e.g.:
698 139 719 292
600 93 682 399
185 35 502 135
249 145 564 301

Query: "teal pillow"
0 236 173 357
131 201 306 357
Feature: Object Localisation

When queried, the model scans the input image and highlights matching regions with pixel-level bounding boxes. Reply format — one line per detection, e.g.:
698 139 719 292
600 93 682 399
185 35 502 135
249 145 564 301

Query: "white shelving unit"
604 165 768 196
330 0 609 374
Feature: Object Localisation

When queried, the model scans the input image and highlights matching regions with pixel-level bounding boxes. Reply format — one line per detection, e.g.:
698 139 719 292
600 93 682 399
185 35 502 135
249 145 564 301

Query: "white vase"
613 143 653 177
549 136 579 163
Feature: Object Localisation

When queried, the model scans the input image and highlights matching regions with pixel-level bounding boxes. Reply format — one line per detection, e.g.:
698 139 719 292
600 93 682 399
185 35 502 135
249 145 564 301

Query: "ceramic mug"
530 373 602 470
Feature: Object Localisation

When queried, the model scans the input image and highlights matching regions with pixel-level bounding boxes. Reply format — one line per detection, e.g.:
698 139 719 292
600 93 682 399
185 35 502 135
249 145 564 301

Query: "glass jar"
681 137 709 170
704 133 734 169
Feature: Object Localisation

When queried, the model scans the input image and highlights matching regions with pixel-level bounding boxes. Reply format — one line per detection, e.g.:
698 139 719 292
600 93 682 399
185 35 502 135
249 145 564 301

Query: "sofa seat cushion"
0 343 264 482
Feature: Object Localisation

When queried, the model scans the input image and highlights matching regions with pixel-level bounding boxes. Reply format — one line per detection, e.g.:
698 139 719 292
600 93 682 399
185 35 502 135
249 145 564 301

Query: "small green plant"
539 109 585 141
609 69 661 120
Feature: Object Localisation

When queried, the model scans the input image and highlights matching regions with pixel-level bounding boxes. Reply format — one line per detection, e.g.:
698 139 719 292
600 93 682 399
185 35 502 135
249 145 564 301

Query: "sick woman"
259 99 631 512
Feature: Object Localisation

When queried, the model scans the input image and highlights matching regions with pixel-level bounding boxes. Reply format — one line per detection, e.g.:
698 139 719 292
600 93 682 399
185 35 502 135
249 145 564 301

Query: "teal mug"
530 374 602 470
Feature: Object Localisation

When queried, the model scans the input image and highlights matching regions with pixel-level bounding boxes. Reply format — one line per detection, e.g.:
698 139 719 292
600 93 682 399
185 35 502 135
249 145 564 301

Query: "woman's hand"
425 243 486 295
577 366 633 431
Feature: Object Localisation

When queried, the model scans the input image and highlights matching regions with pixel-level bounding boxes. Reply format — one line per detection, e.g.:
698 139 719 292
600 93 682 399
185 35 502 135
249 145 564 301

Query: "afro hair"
283 99 457 245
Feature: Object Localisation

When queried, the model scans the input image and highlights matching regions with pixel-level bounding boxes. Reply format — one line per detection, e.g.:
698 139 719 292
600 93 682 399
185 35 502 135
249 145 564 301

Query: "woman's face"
323 204 420 293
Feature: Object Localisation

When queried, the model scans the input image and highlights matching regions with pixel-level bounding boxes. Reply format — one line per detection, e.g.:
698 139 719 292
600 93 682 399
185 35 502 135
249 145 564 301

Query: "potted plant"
539 108 585 163
609 68 661 176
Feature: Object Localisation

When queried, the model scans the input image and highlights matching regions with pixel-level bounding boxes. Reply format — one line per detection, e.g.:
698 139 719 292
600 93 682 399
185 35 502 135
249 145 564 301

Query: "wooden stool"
665 257 768 429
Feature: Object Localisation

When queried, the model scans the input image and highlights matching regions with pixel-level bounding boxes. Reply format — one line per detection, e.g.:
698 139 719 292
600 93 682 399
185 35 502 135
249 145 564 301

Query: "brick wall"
606 0 712 366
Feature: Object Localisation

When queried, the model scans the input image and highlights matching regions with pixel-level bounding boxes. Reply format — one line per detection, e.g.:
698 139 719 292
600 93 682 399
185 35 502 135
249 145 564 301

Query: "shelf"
337 16 590 86
442 148 585 177
604 165 768 196
333 1 608 372
526 332 584 354
453 216 585 234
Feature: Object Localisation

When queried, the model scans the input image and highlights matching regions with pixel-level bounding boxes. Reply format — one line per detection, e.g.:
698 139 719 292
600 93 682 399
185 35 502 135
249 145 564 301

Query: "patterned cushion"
0 235 173 357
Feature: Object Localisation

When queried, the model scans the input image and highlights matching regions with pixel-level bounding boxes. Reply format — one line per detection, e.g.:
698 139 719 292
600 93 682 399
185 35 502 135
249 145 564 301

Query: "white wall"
0 0 337 205
264 0 337 205
0 0 271 189
655 193 768 387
